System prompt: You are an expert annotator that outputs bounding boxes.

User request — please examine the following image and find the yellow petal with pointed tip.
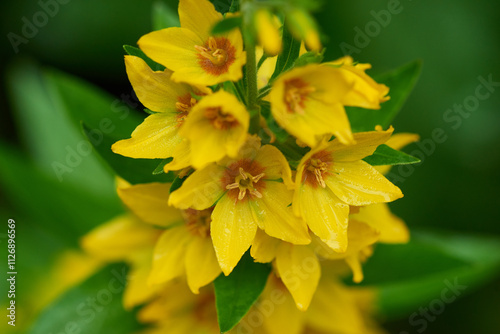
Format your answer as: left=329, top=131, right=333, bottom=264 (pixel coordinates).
left=252, top=182, right=310, bottom=245
left=255, top=9, right=282, bottom=56
left=125, top=55, right=190, bottom=112
left=163, top=138, right=192, bottom=172
left=112, top=112, right=182, bottom=159
left=149, top=226, right=192, bottom=285
left=276, top=244, right=320, bottom=311
left=327, top=56, right=390, bottom=109
left=168, top=163, right=226, bottom=210
left=117, top=182, right=184, bottom=227
left=179, top=91, right=249, bottom=169
left=329, top=127, right=394, bottom=162
left=293, top=182, right=349, bottom=252
left=251, top=229, right=280, bottom=263
left=185, top=237, right=222, bottom=293
left=326, top=160, right=403, bottom=206
left=254, top=144, right=294, bottom=188
left=81, top=215, right=157, bottom=261
left=211, top=195, right=258, bottom=275
left=178, top=0, right=222, bottom=42
left=352, top=203, right=409, bottom=243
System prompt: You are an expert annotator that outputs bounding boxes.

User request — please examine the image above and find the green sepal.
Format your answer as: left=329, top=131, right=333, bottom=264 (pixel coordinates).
left=123, top=45, right=165, bottom=71
left=363, top=144, right=420, bottom=166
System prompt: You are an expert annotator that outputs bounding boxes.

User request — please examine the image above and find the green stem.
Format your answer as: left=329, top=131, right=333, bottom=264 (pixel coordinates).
left=241, top=0, right=260, bottom=133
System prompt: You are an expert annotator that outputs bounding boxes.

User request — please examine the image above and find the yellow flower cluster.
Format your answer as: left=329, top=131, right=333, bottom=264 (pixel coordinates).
left=81, top=0, right=419, bottom=332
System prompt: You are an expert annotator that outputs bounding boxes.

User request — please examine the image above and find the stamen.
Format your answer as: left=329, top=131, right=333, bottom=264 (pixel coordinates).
left=307, top=158, right=329, bottom=188
left=225, top=167, right=266, bottom=201
left=195, top=37, right=228, bottom=66
left=284, top=79, right=316, bottom=114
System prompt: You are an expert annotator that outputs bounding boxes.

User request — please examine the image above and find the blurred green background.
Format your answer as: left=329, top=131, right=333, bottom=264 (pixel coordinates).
left=0, top=0, right=499, bottom=333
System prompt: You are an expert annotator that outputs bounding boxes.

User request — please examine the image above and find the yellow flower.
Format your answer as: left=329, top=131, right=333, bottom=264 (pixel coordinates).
left=285, top=9, right=322, bottom=52
left=232, top=274, right=385, bottom=334
left=269, top=57, right=390, bottom=147
left=80, top=214, right=163, bottom=309
left=255, top=9, right=282, bottom=56
left=269, top=64, right=356, bottom=147
left=258, top=232, right=321, bottom=311
left=293, top=128, right=403, bottom=253
left=169, top=137, right=311, bottom=275
left=328, top=56, right=390, bottom=109
left=312, top=220, right=380, bottom=283
left=178, top=90, right=249, bottom=169
left=138, top=0, right=246, bottom=86
left=117, top=181, right=222, bottom=294
left=112, top=55, right=209, bottom=171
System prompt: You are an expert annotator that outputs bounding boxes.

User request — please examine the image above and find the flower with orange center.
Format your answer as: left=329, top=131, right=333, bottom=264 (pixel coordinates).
left=168, top=137, right=311, bottom=275
left=178, top=90, right=249, bottom=169
left=293, top=128, right=403, bottom=253
left=138, top=0, right=246, bottom=86
left=115, top=181, right=222, bottom=294
left=270, top=60, right=390, bottom=147
left=112, top=55, right=209, bottom=172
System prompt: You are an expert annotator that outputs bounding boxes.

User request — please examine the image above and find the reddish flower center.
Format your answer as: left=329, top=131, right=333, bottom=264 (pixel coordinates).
left=176, top=94, right=198, bottom=127
left=222, top=159, right=266, bottom=201
left=284, top=78, right=315, bottom=114
left=204, top=107, right=239, bottom=130
left=195, top=37, right=236, bottom=76
left=303, top=150, right=333, bottom=188
left=182, top=208, right=213, bottom=238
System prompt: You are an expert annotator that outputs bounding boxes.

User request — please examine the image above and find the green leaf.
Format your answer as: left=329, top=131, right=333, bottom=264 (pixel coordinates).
left=152, top=1, right=180, bottom=31
left=229, top=0, right=240, bottom=13
left=123, top=45, right=165, bottom=71
left=6, top=60, right=119, bottom=199
left=169, top=170, right=193, bottom=193
left=212, top=16, right=242, bottom=35
left=359, top=230, right=500, bottom=320
left=269, top=22, right=301, bottom=82
left=0, top=142, right=122, bottom=244
left=294, top=49, right=325, bottom=67
left=82, top=123, right=175, bottom=184
left=214, top=252, right=272, bottom=332
left=363, top=144, right=420, bottom=166
left=29, top=264, right=144, bottom=334
left=346, top=60, right=422, bottom=132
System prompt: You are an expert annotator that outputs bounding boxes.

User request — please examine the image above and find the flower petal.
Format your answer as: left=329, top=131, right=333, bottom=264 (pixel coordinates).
left=168, top=163, right=226, bottom=210
left=185, top=236, right=222, bottom=293
left=276, top=244, right=320, bottom=311
left=81, top=214, right=158, bottom=261
left=254, top=144, right=294, bottom=188
left=329, top=127, right=393, bottom=162
left=124, top=251, right=162, bottom=310
left=306, top=278, right=369, bottom=334
left=139, top=27, right=203, bottom=72
left=251, top=229, right=280, bottom=263
left=112, top=113, right=182, bottom=159
left=180, top=91, right=249, bottom=169
left=178, top=0, right=222, bottom=41
left=293, top=182, right=349, bottom=252
left=351, top=203, right=409, bottom=244
left=125, top=55, right=190, bottom=112
left=211, top=194, right=258, bottom=275
left=252, top=182, right=311, bottom=245
left=326, top=160, right=403, bottom=206
left=149, top=226, right=192, bottom=285
left=117, top=182, right=184, bottom=227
